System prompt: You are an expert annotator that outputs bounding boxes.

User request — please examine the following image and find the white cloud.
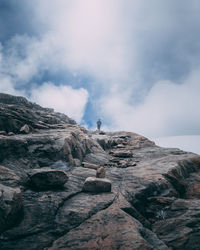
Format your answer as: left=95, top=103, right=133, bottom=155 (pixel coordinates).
left=32, top=0, right=135, bottom=87
left=101, top=70, right=200, bottom=137
left=30, top=82, right=88, bottom=123
left=0, top=76, right=18, bottom=95
left=154, top=135, right=200, bottom=155
left=1, top=34, right=58, bottom=85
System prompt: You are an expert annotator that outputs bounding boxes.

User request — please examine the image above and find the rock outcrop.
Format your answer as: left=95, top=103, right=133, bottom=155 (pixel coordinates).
left=0, top=93, right=75, bottom=134
left=0, top=93, right=200, bottom=249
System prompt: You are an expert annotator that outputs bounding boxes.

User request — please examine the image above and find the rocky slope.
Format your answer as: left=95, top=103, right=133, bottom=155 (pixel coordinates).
left=0, top=93, right=200, bottom=250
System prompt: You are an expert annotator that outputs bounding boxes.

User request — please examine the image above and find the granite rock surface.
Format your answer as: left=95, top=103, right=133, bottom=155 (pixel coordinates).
left=0, top=93, right=200, bottom=249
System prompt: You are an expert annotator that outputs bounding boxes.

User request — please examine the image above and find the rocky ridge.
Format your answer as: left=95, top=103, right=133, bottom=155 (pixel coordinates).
left=0, top=93, right=200, bottom=249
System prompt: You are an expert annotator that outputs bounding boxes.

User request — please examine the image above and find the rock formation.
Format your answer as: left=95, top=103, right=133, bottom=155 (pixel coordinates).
left=0, top=93, right=200, bottom=249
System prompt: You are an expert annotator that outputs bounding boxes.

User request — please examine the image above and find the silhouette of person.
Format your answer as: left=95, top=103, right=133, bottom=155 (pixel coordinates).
left=97, top=118, right=102, bottom=131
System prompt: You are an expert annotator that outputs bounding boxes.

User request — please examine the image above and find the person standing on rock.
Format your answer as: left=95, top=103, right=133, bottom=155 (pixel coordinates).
left=97, top=118, right=102, bottom=132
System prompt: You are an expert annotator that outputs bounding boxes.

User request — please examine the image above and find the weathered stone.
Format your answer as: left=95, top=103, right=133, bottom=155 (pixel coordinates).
left=0, top=165, right=20, bottom=187
left=49, top=205, right=168, bottom=250
left=83, top=177, right=112, bottom=192
left=0, top=93, right=75, bottom=134
left=1, top=93, right=200, bottom=250
left=110, top=149, right=133, bottom=158
left=152, top=199, right=200, bottom=249
left=28, top=168, right=69, bottom=190
left=20, top=124, right=30, bottom=134
left=0, top=184, right=22, bottom=233
left=83, top=152, right=109, bottom=165
left=96, top=166, right=106, bottom=178
left=82, top=161, right=99, bottom=170
left=8, top=132, right=15, bottom=136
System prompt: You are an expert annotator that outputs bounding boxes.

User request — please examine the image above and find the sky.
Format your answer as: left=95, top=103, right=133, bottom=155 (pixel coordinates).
left=0, top=0, right=200, bottom=140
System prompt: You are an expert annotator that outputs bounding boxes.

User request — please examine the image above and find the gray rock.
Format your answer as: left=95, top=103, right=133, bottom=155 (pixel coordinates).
left=110, top=149, right=133, bottom=158
left=82, top=161, right=99, bottom=170
left=28, top=168, right=69, bottom=190
left=83, top=177, right=112, bottom=192
left=0, top=131, right=6, bottom=135
left=20, top=124, right=30, bottom=134
left=0, top=165, right=20, bottom=187
left=8, top=132, right=15, bottom=136
left=83, top=152, right=109, bottom=165
left=96, top=166, right=106, bottom=178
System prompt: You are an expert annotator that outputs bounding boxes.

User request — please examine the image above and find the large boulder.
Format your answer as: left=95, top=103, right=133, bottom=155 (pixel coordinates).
left=28, top=168, right=69, bottom=190
left=83, top=177, right=112, bottom=193
left=82, top=161, right=99, bottom=170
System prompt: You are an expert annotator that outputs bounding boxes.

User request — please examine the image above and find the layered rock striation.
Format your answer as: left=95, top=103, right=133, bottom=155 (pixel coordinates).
left=0, top=93, right=75, bottom=134
left=0, top=93, right=200, bottom=249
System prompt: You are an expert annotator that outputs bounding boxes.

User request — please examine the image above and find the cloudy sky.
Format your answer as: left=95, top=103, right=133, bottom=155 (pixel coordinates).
left=1, top=0, right=200, bottom=140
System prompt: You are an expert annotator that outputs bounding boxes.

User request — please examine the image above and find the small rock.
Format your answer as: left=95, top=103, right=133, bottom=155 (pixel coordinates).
left=99, top=131, right=106, bottom=135
left=34, top=123, right=49, bottom=129
left=96, top=167, right=105, bottom=178
left=28, top=168, right=69, bottom=190
left=82, top=162, right=99, bottom=170
left=74, top=158, right=81, bottom=167
left=20, top=124, right=30, bottom=134
left=109, top=150, right=133, bottom=158
left=83, top=177, right=111, bottom=193
left=0, top=131, right=6, bottom=135
left=8, top=132, right=15, bottom=136
left=0, top=165, right=20, bottom=187
left=115, top=144, right=125, bottom=148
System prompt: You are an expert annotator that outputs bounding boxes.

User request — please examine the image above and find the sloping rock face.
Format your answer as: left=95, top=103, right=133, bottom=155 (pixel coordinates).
left=0, top=93, right=200, bottom=249
left=0, top=93, right=75, bottom=133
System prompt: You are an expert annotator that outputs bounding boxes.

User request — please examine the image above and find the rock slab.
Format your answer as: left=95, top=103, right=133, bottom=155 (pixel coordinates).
left=28, top=168, right=69, bottom=190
